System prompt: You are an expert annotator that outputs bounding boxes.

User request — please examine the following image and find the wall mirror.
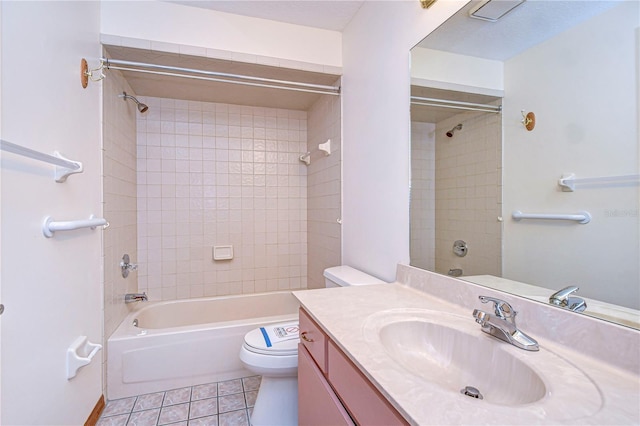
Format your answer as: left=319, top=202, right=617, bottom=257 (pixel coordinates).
left=409, top=0, right=639, bottom=329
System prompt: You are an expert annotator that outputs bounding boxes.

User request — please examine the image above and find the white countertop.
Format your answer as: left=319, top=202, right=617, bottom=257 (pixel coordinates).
left=293, top=282, right=640, bottom=425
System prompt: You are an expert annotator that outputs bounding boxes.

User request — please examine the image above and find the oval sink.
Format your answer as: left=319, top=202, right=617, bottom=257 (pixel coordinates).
left=363, top=309, right=602, bottom=420
left=379, top=319, right=546, bottom=405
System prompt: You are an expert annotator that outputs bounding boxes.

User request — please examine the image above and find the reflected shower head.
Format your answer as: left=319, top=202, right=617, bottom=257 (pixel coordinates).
left=446, top=123, right=463, bottom=137
left=119, top=91, right=148, bottom=113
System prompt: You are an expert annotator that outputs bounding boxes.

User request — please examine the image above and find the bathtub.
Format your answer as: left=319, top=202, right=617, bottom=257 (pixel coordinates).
left=107, top=291, right=301, bottom=399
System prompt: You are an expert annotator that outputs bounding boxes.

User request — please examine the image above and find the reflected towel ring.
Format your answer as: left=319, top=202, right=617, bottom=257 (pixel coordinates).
left=521, top=110, right=535, bottom=131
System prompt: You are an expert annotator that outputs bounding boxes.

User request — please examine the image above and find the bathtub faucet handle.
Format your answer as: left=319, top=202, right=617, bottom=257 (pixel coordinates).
left=121, top=254, right=138, bottom=278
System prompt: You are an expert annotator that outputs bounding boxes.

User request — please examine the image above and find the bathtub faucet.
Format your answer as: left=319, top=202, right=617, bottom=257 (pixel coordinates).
left=125, top=292, right=148, bottom=303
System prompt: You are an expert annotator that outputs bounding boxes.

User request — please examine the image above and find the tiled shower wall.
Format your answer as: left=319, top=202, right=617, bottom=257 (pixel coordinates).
left=136, top=98, right=308, bottom=300
left=306, top=90, right=342, bottom=289
left=102, top=67, right=138, bottom=392
left=434, top=109, right=502, bottom=276
left=103, top=70, right=138, bottom=337
left=410, top=122, right=435, bottom=271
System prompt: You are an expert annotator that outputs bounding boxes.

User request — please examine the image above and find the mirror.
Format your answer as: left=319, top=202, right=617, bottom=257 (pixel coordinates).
left=410, top=1, right=639, bottom=329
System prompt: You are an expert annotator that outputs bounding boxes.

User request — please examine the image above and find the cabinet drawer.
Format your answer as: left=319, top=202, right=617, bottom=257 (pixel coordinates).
left=327, top=340, right=408, bottom=426
left=298, top=344, right=355, bottom=426
left=299, top=307, right=328, bottom=374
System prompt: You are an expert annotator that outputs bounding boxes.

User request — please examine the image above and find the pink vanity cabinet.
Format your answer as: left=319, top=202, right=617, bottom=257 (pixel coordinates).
left=298, top=308, right=408, bottom=426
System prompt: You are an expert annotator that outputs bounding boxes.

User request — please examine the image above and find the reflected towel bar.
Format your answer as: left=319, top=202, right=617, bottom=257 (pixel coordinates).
left=43, top=215, right=109, bottom=238
left=558, top=173, right=640, bottom=192
left=0, top=139, right=83, bottom=182
left=512, top=210, right=591, bottom=224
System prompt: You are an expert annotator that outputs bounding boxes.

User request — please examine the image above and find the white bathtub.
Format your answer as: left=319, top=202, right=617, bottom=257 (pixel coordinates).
left=107, top=291, right=301, bottom=399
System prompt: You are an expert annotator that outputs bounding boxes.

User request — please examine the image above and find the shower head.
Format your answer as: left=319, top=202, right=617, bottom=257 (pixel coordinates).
left=446, top=123, right=463, bottom=137
left=119, top=91, right=149, bottom=113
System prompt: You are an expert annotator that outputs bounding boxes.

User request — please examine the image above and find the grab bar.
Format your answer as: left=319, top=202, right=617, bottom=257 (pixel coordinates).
left=512, top=210, right=591, bottom=224
left=43, top=215, right=109, bottom=238
left=558, top=173, right=640, bottom=192
left=0, top=139, right=83, bottom=182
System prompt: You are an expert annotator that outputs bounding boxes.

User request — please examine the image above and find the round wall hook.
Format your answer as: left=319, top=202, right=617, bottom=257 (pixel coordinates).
left=521, top=110, right=536, bottom=131
left=80, top=58, right=89, bottom=88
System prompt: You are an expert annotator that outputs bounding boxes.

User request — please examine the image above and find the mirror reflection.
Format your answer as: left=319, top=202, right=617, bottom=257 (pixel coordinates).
left=410, top=0, right=639, bottom=328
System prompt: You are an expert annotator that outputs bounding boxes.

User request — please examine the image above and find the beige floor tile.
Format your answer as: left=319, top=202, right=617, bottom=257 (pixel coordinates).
left=218, top=393, right=246, bottom=413
left=158, top=402, right=189, bottom=425
left=218, top=409, right=249, bottom=426
left=192, top=382, right=218, bottom=400
left=218, top=379, right=243, bottom=396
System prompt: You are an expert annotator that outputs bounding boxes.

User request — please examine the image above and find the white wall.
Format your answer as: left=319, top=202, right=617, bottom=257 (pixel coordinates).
left=341, top=0, right=465, bottom=281
left=1, top=2, right=103, bottom=424
left=502, top=2, right=639, bottom=308
left=100, top=1, right=342, bottom=68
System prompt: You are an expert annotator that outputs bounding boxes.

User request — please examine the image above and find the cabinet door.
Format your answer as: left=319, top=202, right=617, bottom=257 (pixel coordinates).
left=328, top=341, right=408, bottom=426
left=299, top=308, right=328, bottom=373
left=298, top=344, right=354, bottom=426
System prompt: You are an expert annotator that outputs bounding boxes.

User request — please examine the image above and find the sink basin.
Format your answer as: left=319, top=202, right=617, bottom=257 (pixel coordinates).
left=363, top=309, right=602, bottom=420
left=378, top=320, right=545, bottom=405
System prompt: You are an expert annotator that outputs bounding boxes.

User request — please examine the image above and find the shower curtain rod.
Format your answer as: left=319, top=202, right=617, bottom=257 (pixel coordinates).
left=411, top=96, right=502, bottom=114
left=102, top=58, right=341, bottom=96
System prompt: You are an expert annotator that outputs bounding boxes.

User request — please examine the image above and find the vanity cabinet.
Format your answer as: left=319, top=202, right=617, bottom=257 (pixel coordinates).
left=298, top=308, right=408, bottom=426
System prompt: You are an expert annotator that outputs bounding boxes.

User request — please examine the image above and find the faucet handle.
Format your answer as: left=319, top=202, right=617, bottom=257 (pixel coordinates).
left=549, top=286, right=579, bottom=304
left=472, top=309, right=489, bottom=325
left=478, top=296, right=517, bottom=320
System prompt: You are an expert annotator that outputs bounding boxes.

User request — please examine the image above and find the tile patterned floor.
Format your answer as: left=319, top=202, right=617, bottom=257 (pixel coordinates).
left=97, top=376, right=260, bottom=426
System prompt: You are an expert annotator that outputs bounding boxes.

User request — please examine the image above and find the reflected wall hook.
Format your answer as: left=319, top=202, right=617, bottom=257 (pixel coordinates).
left=521, top=110, right=535, bottom=131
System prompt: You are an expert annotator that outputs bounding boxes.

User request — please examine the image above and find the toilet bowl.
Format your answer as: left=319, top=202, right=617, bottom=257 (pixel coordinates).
left=240, top=266, right=386, bottom=426
left=240, top=322, right=300, bottom=426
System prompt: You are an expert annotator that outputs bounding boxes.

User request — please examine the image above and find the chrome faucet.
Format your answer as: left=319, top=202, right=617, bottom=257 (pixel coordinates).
left=125, top=292, right=148, bottom=303
left=549, top=286, right=587, bottom=312
left=472, top=296, right=539, bottom=351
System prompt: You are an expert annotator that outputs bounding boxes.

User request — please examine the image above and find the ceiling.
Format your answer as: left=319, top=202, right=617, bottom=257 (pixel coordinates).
left=416, top=0, right=621, bottom=61
left=166, top=0, right=365, bottom=31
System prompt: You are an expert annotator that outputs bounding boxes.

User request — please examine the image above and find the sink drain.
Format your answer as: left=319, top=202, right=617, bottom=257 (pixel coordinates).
left=460, top=386, right=483, bottom=400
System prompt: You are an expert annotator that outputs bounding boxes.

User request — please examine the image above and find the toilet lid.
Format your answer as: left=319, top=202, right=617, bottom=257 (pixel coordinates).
left=244, top=322, right=299, bottom=356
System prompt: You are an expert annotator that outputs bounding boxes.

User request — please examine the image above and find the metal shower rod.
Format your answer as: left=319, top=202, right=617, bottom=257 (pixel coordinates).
left=411, top=96, right=502, bottom=114
left=102, top=58, right=341, bottom=96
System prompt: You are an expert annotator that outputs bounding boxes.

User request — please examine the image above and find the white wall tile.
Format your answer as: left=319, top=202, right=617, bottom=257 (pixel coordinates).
left=137, top=97, right=309, bottom=299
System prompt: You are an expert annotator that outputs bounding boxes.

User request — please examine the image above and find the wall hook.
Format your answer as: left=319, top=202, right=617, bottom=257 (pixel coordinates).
left=81, top=58, right=105, bottom=88
left=299, top=152, right=311, bottom=165
left=521, top=110, right=535, bottom=131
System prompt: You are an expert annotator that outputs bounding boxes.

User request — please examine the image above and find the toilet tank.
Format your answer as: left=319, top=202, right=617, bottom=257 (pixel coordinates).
left=323, top=266, right=386, bottom=288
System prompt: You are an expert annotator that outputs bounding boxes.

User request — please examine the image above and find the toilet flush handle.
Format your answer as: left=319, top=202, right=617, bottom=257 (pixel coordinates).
left=300, top=332, right=314, bottom=343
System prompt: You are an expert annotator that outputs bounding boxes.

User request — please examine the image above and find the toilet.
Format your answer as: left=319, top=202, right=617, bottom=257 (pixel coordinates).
left=239, top=265, right=385, bottom=426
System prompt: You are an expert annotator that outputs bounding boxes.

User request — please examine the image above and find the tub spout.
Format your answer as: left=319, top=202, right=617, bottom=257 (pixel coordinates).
left=125, top=292, right=147, bottom=303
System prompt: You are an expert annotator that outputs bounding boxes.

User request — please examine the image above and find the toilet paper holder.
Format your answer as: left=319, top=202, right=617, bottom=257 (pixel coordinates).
left=66, top=335, right=102, bottom=380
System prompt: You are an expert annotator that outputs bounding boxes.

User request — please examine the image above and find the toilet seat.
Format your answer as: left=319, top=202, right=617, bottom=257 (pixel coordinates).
left=243, top=322, right=299, bottom=356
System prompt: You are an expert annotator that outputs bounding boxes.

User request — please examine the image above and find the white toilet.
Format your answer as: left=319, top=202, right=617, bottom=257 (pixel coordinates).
left=239, top=265, right=385, bottom=426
